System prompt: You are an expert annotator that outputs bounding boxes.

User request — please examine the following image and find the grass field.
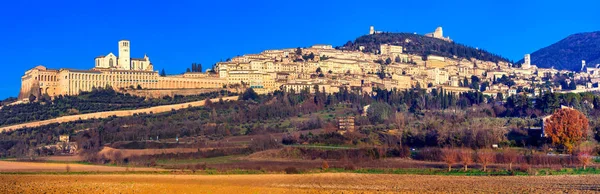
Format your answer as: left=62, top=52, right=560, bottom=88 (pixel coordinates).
left=2, top=173, right=600, bottom=193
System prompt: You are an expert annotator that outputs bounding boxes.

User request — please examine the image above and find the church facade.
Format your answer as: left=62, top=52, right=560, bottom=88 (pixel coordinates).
left=19, top=40, right=226, bottom=101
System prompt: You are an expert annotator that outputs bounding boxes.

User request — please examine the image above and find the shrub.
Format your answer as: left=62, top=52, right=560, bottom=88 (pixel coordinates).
left=249, top=135, right=283, bottom=152
left=149, top=159, right=157, bottom=167
left=195, top=163, right=207, bottom=171
left=344, top=163, right=357, bottom=171
left=322, top=160, right=329, bottom=170
left=284, top=167, right=299, bottom=174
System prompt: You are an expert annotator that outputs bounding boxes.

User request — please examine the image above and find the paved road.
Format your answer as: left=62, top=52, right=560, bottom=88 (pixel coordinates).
left=0, top=96, right=238, bottom=132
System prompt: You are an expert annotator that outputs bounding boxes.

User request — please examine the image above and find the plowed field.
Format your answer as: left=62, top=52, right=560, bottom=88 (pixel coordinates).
left=2, top=173, right=599, bottom=193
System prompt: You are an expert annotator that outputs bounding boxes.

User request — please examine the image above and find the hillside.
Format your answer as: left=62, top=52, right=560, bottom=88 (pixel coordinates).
left=517, top=31, right=600, bottom=71
left=341, top=33, right=510, bottom=63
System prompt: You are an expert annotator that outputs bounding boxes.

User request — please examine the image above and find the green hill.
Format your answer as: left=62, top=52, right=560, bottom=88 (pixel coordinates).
left=516, top=31, right=600, bottom=71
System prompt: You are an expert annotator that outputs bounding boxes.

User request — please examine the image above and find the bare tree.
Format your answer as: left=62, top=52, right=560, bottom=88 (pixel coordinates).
left=476, top=149, right=495, bottom=172
left=441, top=148, right=458, bottom=171
left=459, top=148, right=473, bottom=171
left=576, top=142, right=596, bottom=170
left=503, top=149, right=519, bottom=171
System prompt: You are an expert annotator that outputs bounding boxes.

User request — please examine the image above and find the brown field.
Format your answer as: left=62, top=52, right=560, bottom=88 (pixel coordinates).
left=1, top=173, right=600, bottom=193
left=0, top=161, right=163, bottom=172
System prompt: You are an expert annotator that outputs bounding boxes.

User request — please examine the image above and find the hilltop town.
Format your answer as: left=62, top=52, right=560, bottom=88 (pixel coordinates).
left=5, top=25, right=600, bottom=193
left=17, top=26, right=600, bottom=104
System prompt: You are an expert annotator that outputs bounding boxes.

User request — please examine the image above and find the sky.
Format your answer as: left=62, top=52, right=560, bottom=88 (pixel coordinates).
left=1, top=0, right=599, bottom=99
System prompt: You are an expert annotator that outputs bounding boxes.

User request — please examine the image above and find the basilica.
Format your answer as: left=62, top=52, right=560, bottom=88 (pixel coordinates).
left=19, top=40, right=225, bottom=101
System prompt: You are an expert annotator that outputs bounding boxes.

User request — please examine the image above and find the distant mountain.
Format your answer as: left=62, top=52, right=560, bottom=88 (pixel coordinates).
left=517, top=31, right=600, bottom=71
left=341, top=33, right=511, bottom=63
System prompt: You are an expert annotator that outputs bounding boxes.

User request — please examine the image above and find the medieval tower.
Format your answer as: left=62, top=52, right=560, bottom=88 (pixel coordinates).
left=118, top=40, right=131, bottom=70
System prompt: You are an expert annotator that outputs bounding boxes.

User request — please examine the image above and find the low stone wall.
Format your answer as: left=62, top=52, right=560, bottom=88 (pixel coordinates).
left=0, top=96, right=239, bottom=133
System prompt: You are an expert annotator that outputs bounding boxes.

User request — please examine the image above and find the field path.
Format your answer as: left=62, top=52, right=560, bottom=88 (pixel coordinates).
left=1, top=173, right=600, bottom=193
left=0, top=96, right=238, bottom=132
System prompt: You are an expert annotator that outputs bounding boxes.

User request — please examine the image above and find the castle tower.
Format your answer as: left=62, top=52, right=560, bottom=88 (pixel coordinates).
left=582, top=60, right=586, bottom=72
left=118, top=40, right=131, bottom=70
left=433, top=27, right=443, bottom=38
left=369, top=26, right=375, bottom=35
left=523, top=54, right=531, bottom=69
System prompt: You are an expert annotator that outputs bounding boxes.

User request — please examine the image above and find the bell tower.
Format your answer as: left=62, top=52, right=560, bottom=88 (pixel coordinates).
left=118, top=40, right=131, bottom=70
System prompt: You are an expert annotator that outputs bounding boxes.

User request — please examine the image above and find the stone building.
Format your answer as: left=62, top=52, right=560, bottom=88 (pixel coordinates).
left=380, top=44, right=403, bottom=56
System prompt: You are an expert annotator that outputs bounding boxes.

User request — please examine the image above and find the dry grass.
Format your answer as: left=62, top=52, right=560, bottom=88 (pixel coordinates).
left=1, top=173, right=600, bottom=193
left=0, top=161, right=163, bottom=172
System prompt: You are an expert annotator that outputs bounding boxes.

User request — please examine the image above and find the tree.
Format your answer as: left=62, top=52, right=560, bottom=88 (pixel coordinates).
left=186, top=68, right=191, bottom=73
left=367, top=102, right=394, bottom=124
left=459, top=148, right=473, bottom=171
left=28, top=94, right=36, bottom=102
left=503, top=149, right=518, bottom=171
left=240, top=88, right=259, bottom=101
left=544, top=108, right=590, bottom=153
left=480, top=81, right=489, bottom=92
left=295, top=47, right=302, bottom=56
left=395, top=56, right=401, bottom=63
left=576, top=142, right=595, bottom=170
left=441, top=148, right=458, bottom=171
left=316, top=67, right=322, bottom=73
left=569, top=81, right=577, bottom=90
left=197, top=63, right=202, bottom=72
left=462, top=78, right=469, bottom=87
left=160, top=69, right=167, bottom=77
left=476, top=149, right=495, bottom=171
left=385, top=57, right=392, bottom=65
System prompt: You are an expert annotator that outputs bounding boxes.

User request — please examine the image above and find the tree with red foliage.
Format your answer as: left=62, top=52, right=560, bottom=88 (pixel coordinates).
left=441, top=148, right=458, bottom=172
left=544, top=108, right=589, bottom=153
left=459, top=148, right=473, bottom=171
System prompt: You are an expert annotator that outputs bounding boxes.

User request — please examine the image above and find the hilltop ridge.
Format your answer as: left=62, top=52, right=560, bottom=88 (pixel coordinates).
left=341, top=32, right=511, bottom=63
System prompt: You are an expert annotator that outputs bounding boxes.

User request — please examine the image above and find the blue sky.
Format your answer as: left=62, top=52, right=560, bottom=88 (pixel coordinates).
left=1, top=0, right=599, bottom=99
